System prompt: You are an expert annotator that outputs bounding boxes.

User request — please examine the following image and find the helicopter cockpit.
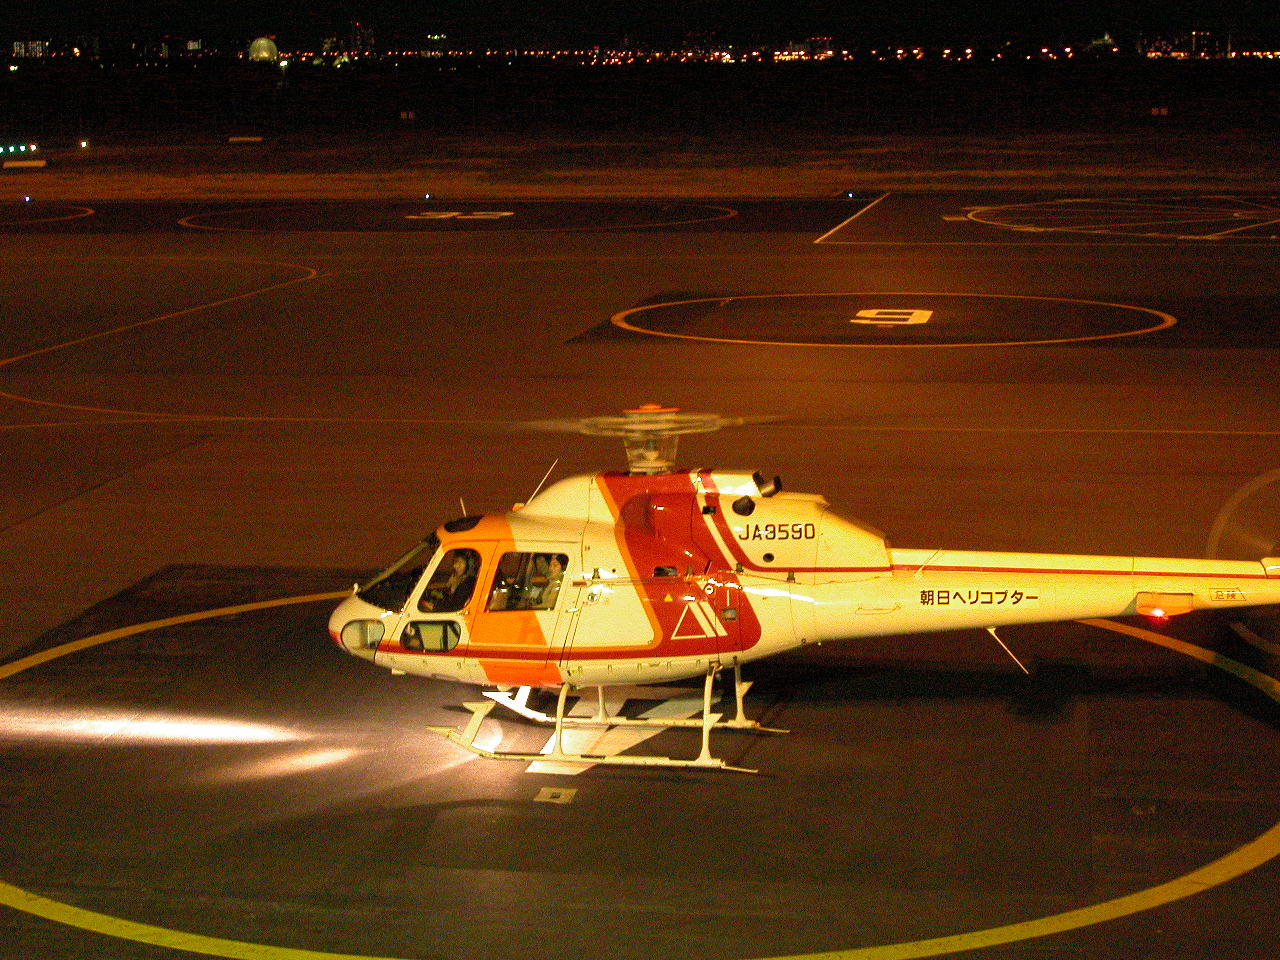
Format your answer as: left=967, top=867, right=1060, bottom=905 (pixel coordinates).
left=418, top=548, right=480, bottom=613
left=334, top=526, right=486, bottom=666
left=353, top=533, right=440, bottom=613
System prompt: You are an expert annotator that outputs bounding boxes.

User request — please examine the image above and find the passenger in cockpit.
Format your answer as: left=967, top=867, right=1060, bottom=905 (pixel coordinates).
left=540, top=555, right=565, bottom=609
left=524, top=554, right=550, bottom=604
left=520, top=553, right=564, bottom=609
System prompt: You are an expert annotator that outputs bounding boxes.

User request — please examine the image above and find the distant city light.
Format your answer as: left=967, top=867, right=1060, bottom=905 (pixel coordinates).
left=0, top=25, right=1276, bottom=67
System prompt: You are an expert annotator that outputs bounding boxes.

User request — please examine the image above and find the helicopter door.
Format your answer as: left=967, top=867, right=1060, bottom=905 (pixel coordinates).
left=471, top=548, right=578, bottom=666
left=376, top=545, right=485, bottom=681
left=709, top=578, right=740, bottom=655
left=550, top=577, right=584, bottom=667
left=662, top=573, right=738, bottom=658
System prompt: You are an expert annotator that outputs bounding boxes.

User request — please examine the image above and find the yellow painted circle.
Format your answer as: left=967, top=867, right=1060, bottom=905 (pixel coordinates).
left=178, top=203, right=739, bottom=233
left=611, top=292, right=1177, bottom=348
left=0, top=203, right=94, bottom=227
left=1, top=609, right=1278, bottom=959
left=965, top=197, right=1280, bottom=242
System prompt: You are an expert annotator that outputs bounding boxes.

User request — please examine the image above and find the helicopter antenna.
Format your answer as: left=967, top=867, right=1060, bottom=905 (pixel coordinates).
left=986, top=627, right=1031, bottom=675
left=526, top=404, right=775, bottom=474
left=527, top=458, right=560, bottom=502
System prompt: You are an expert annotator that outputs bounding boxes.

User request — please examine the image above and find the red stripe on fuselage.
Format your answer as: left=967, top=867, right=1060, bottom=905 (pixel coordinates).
left=598, top=472, right=762, bottom=655
left=891, top=563, right=1269, bottom=579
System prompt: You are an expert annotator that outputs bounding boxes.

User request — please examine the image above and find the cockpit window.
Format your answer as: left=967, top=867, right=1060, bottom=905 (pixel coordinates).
left=356, top=534, right=440, bottom=612
left=418, top=549, right=480, bottom=613
left=487, top=552, right=569, bottom=611
left=402, top=620, right=462, bottom=652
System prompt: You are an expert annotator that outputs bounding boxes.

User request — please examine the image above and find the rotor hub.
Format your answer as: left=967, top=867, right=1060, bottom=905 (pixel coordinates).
left=528, top=404, right=755, bottom=474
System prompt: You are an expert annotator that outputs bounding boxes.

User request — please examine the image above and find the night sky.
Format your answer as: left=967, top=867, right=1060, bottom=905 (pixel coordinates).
left=2, top=0, right=1277, bottom=48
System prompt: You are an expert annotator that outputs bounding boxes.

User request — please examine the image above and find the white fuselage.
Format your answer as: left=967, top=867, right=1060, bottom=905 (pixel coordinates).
left=331, top=469, right=1280, bottom=689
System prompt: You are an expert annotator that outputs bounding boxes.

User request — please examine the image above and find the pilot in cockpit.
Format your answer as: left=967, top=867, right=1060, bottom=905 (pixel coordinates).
left=419, top=550, right=478, bottom=613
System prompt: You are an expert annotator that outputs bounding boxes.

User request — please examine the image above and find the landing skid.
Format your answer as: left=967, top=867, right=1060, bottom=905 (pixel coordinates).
left=428, top=664, right=785, bottom=773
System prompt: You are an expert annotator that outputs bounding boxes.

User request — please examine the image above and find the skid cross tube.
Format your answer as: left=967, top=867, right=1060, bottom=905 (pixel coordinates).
left=432, top=665, right=783, bottom=771
left=483, top=664, right=788, bottom=733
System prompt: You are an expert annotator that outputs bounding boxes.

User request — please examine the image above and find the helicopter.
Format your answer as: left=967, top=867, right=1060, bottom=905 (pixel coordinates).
left=329, top=405, right=1280, bottom=772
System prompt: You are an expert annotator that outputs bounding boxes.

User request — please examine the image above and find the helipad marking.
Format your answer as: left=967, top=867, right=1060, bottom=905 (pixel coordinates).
left=611, top=291, right=1177, bottom=348
left=0, top=592, right=347, bottom=682
left=814, top=192, right=890, bottom=244
left=0, top=880, right=402, bottom=960
left=964, top=197, right=1280, bottom=242
left=404, top=211, right=514, bottom=220
left=178, top=205, right=325, bottom=232
left=761, top=617, right=1280, bottom=960
left=0, top=256, right=320, bottom=420
left=180, top=203, right=739, bottom=233
left=2, top=609, right=1279, bottom=959
left=0, top=203, right=94, bottom=226
left=1205, top=468, right=1280, bottom=560
left=535, top=787, right=577, bottom=804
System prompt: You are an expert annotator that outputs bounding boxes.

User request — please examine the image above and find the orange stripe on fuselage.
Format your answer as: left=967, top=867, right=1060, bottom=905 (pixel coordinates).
left=438, top=514, right=553, bottom=654
left=478, top=659, right=563, bottom=687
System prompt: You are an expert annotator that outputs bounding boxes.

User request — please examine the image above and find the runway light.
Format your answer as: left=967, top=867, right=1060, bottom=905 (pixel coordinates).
left=424, top=193, right=433, bottom=199
left=23, top=196, right=32, bottom=203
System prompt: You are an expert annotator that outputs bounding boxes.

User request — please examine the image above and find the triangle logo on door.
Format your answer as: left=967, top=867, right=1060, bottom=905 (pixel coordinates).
left=671, top=600, right=728, bottom=639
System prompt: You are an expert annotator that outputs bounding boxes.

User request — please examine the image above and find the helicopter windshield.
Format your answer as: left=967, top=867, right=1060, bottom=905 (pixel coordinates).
left=356, top=534, right=440, bottom=612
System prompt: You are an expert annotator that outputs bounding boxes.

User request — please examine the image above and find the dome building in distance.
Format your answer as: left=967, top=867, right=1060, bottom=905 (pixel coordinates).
left=247, top=37, right=279, bottom=62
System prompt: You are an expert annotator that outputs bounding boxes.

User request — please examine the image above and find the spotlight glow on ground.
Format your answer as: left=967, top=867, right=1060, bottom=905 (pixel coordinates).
left=0, top=704, right=300, bottom=744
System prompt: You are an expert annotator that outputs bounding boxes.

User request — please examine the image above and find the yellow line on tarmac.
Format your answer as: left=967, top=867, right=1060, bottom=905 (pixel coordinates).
left=610, top=291, right=1176, bottom=349
left=0, top=591, right=400, bottom=960
left=0, top=592, right=349, bottom=682
left=0, top=261, right=319, bottom=374
left=0, top=880, right=404, bottom=960
left=755, top=618, right=1280, bottom=960
left=1231, top=620, right=1280, bottom=660
left=2, top=610, right=1280, bottom=959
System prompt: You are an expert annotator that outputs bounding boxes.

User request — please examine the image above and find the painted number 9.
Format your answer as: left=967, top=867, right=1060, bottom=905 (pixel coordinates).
left=405, top=211, right=515, bottom=220
left=851, top=309, right=933, bottom=326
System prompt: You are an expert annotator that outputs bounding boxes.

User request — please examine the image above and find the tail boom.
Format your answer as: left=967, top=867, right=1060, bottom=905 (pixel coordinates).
left=798, top=551, right=1280, bottom=644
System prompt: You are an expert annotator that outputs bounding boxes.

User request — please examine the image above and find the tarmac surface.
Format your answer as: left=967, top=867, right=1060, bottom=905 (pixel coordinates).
left=7, top=129, right=1280, bottom=200
left=1, top=188, right=1280, bottom=960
